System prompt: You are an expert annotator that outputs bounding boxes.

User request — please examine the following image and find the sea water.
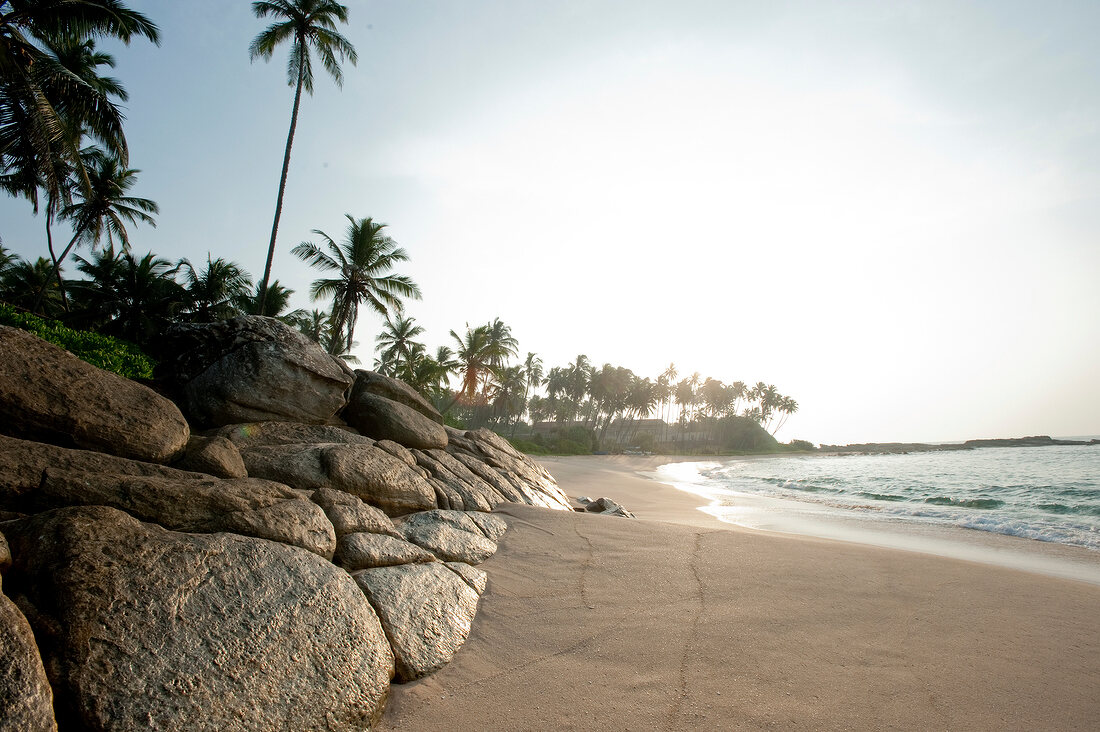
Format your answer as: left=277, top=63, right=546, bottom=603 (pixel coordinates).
left=655, top=445, right=1100, bottom=552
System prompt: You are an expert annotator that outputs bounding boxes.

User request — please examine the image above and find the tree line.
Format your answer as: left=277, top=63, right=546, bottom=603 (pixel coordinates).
left=1, top=2, right=804, bottom=453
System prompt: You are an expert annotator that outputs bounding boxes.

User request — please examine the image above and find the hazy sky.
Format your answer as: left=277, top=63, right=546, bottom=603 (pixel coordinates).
left=3, top=0, right=1098, bottom=444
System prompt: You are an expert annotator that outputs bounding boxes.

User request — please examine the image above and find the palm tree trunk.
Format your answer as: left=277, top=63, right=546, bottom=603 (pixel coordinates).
left=43, top=201, right=70, bottom=311
left=258, top=43, right=306, bottom=314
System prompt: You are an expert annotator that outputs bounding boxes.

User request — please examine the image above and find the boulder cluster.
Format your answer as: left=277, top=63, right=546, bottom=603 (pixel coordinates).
left=0, top=316, right=571, bottom=731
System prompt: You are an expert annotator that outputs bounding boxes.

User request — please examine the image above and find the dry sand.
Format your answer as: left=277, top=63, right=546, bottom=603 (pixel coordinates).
left=378, top=455, right=1100, bottom=731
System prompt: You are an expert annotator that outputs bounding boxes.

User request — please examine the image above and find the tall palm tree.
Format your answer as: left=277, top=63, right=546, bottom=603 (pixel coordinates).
left=521, top=351, right=543, bottom=416
left=249, top=0, right=357, bottom=313
left=446, top=323, right=492, bottom=411
left=0, top=1, right=158, bottom=205
left=292, top=214, right=420, bottom=358
left=178, top=255, right=253, bottom=322
left=374, top=312, right=425, bottom=376
left=484, top=317, right=518, bottom=369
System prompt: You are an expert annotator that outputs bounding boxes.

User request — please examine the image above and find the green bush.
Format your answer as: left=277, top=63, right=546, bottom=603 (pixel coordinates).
left=507, top=438, right=549, bottom=455
left=786, top=439, right=816, bottom=452
left=0, top=305, right=156, bottom=380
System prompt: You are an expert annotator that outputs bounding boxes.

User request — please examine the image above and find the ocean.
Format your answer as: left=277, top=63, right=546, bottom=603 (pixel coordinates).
left=655, top=444, right=1100, bottom=553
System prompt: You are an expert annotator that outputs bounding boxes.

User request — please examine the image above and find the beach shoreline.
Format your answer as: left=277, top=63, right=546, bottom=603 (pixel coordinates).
left=379, top=453, right=1100, bottom=731
left=543, top=453, right=1100, bottom=586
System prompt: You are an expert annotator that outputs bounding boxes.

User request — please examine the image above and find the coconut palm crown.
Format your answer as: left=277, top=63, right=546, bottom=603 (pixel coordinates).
left=292, top=214, right=420, bottom=358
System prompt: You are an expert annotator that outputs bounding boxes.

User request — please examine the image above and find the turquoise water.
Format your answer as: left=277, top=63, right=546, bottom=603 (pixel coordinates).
left=657, top=445, right=1100, bottom=551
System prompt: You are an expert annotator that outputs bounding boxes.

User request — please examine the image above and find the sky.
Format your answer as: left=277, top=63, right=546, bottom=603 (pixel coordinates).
left=2, top=0, right=1098, bottom=445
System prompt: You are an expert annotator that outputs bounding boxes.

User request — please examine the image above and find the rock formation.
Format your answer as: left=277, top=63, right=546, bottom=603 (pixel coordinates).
left=0, top=318, right=572, bottom=729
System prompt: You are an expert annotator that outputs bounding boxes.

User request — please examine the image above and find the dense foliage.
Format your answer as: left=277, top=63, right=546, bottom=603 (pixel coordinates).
left=0, top=304, right=155, bottom=379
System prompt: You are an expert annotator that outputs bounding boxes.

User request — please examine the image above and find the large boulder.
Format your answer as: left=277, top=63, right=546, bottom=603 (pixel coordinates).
left=207, top=421, right=373, bottom=449
left=4, top=506, right=394, bottom=731
left=0, top=586, right=56, bottom=732
left=411, top=450, right=494, bottom=512
left=353, top=562, right=479, bottom=682
left=240, top=442, right=437, bottom=516
left=311, top=487, right=401, bottom=538
left=348, top=370, right=444, bottom=424
left=396, top=510, right=499, bottom=564
left=29, top=470, right=336, bottom=558
left=335, top=532, right=436, bottom=571
left=0, top=325, right=189, bottom=463
left=161, top=316, right=354, bottom=428
left=171, top=435, right=247, bottom=479
left=0, top=434, right=206, bottom=508
left=342, top=392, right=448, bottom=450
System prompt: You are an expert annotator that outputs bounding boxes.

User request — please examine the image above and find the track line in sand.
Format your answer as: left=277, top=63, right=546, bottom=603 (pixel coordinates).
left=663, top=530, right=709, bottom=732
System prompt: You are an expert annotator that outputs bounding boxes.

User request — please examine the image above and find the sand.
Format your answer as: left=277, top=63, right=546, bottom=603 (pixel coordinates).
left=378, top=455, right=1100, bottom=731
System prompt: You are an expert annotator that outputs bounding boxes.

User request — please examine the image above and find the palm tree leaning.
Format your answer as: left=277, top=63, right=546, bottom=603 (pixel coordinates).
left=292, top=214, right=420, bottom=358
left=33, top=148, right=158, bottom=310
left=249, top=0, right=357, bottom=314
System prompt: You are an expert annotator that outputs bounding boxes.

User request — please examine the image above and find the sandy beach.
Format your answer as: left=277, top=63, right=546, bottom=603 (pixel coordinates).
left=379, top=455, right=1100, bottom=731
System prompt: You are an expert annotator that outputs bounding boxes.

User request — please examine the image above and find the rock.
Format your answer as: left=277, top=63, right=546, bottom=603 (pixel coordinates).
left=5, top=506, right=393, bottom=731
left=208, top=421, right=372, bottom=449
left=161, top=316, right=354, bottom=428
left=448, top=450, right=528, bottom=504
left=0, top=325, right=189, bottom=464
left=353, top=562, right=479, bottom=682
left=467, top=512, right=509, bottom=541
left=445, top=561, right=488, bottom=595
left=31, top=470, right=336, bottom=558
left=349, top=370, right=444, bottom=424
left=0, top=588, right=56, bottom=732
left=425, top=477, right=462, bottom=511
left=411, top=450, right=493, bottom=512
left=0, top=434, right=206, bottom=508
left=397, top=509, right=487, bottom=537
left=397, top=511, right=498, bottom=564
left=584, top=496, right=636, bottom=518
left=335, top=532, right=436, bottom=571
left=342, top=392, right=448, bottom=450
left=237, top=443, right=331, bottom=492
left=171, top=435, right=247, bottom=478
left=311, top=487, right=400, bottom=538
left=240, top=443, right=437, bottom=516
left=323, top=443, right=438, bottom=516
left=427, top=449, right=509, bottom=505
left=0, top=532, right=9, bottom=574
left=374, top=439, right=416, bottom=466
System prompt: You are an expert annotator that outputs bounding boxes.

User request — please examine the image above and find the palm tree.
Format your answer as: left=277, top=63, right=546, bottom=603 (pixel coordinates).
left=34, top=148, right=157, bottom=309
left=69, top=246, right=185, bottom=344
left=292, top=214, right=421, bottom=358
left=451, top=323, right=495, bottom=407
left=484, top=317, right=518, bottom=369
left=235, top=280, right=295, bottom=317
left=0, top=1, right=158, bottom=207
left=178, top=255, right=253, bottom=322
left=374, top=312, right=425, bottom=376
left=521, top=351, right=543, bottom=418
left=249, top=0, right=357, bottom=313
left=0, top=255, right=63, bottom=315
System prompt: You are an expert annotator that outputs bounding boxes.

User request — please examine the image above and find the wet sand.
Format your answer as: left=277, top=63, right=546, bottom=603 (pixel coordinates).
left=378, top=455, right=1100, bottom=731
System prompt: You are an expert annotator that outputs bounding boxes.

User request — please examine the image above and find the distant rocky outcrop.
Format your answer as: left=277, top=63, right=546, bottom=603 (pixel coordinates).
left=821, top=435, right=1100, bottom=455
left=0, top=319, right=572, bottom=729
